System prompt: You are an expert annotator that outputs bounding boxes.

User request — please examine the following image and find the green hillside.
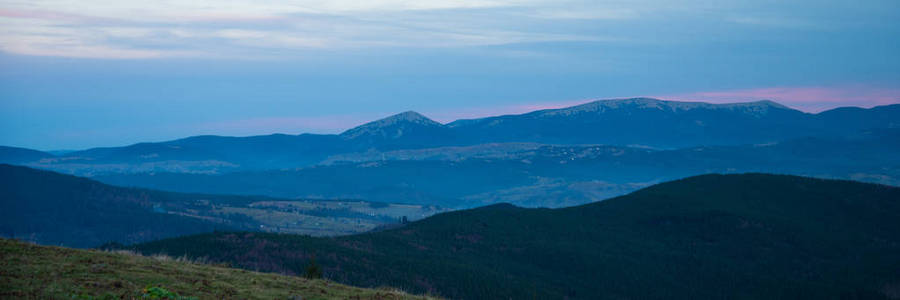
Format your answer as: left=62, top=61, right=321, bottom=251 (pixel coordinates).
left=129, top=174, right=900, bottom=299
left=0, top=164, right=443, bottom=248
left=0, top=238, right=432, bottom=299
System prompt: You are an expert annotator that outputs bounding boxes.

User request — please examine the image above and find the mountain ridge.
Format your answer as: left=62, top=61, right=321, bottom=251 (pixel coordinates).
left=339, top=111, right=451, bottom=150
left=0, top=146, right=56, bottom=164
left=525, top=98, right=794, bottom=117
left=341, top=111, right=443, bottom=137
left=126, top=173, right=900, bottom=299
left=445, top=98, right=800, bottom=127
left=2, top=98, right=898, bottom=174
left=16, top=98, right=894, bottom=151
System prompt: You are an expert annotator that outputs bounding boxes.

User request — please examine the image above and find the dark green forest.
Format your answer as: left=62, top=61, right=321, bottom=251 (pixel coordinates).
left=0, top=164, right=427, bottom=247
left=0, top=164, right=236, bottom=248
left=128, top=174, right=900, bottom=299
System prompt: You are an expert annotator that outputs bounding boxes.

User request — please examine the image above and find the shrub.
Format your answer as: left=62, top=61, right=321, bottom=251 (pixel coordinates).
left=141, top=285, right=197, bottom=300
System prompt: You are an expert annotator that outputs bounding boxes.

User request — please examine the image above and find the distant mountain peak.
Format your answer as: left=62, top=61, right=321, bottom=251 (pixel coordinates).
left=340, top=111, right=443, bottom=140
left=352, top=111, right=441, bottom=129
left=536, top=98, right=794, bottom=117
left=385, top=111, right=440, bottom=125
left=750, top=99, right=790, bottom=109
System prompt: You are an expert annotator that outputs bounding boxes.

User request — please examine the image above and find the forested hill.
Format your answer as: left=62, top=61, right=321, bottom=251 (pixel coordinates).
left=129, top=174, right=900, bottom=299
left=0, top=164, right=236, bottom=248
left=0, top=164, right=442, bottom=248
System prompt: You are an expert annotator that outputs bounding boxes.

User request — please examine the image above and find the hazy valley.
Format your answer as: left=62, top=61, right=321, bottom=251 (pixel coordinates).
left=4, top=99, right=899, bottom=210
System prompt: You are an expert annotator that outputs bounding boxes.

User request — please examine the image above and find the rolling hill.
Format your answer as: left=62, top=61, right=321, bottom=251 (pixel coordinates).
left=0, top=164, right=444, bottom=248
left=126, top=174, right=900, bottom=299
left=0, top=146, right=55, bottom=164
left=0, top=164, right=233, bottom=248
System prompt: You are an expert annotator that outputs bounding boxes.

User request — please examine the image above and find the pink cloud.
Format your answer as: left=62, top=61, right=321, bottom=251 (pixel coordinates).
left=658, top=85, right=900, bottom=112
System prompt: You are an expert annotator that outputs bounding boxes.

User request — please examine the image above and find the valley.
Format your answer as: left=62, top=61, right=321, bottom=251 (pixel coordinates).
left=90, top=131, right=900, bottom=208
left=0, top=165, right=444, bottom=248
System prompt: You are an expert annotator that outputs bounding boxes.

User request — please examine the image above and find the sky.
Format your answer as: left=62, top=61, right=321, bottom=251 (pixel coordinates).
left=0, top=0, right=899, bottom=150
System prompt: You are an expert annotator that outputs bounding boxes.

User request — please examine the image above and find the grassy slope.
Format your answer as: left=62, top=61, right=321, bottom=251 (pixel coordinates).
left=0, top=239, right=432, bottom=300
left=131, top=174, right=900, bottom=299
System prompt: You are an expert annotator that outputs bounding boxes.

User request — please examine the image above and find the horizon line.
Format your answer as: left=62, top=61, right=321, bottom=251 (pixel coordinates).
left=5, top=96, right=897, bottom=152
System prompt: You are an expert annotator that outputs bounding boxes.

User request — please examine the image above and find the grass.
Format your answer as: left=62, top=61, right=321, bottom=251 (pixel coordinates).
left=0, top=238, right=435, bottom=300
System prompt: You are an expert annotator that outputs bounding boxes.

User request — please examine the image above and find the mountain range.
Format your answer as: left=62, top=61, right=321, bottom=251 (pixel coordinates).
left=2, top=98, right=898, bottom=209
left=4, top=98, right=897, bottom=175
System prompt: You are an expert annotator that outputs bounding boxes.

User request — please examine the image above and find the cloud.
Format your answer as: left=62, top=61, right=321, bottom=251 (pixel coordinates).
left=0, top=0, right=895, bottom=60
left=726, top=16, right=820, bottom=29
left=0, top=0, right=647, bottom=59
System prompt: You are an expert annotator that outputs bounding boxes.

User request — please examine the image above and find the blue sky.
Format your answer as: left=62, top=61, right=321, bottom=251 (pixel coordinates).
left=1, top=0, right=899, bottom=150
